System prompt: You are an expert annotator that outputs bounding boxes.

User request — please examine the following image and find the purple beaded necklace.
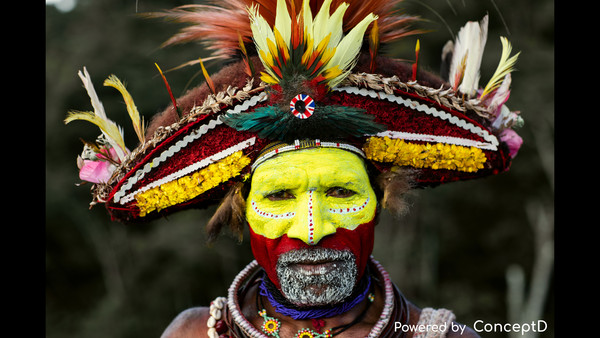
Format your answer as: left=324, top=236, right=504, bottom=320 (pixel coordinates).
left=258, top=274, right=372, bottom=320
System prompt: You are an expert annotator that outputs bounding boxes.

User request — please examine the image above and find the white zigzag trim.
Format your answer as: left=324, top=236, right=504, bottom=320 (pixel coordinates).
left=113, top=92, right=267, bottom=204
left=376, top=131, right=497, bottom=151
left=333, top=87, right=499, bottom=149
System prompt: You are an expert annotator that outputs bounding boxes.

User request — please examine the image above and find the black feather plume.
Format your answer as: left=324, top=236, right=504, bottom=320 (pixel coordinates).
left=222, top=104, right=386, bottom=143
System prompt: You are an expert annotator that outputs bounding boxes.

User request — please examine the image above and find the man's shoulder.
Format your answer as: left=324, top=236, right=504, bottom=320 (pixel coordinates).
left=160, top=307, right=211, bottom=338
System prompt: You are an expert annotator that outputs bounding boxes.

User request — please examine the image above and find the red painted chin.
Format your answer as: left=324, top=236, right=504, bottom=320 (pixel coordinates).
left=249, top=220, right=376, bottom=290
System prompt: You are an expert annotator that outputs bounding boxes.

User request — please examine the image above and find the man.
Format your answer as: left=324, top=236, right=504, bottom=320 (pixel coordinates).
left=160, top=146, right=481, bottom=337
left=66, top=0, right=522, bottom=336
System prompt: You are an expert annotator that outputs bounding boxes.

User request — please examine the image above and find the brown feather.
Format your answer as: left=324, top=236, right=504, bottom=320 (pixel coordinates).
left=206, top=182, right=248, bottom=243
left=144, top=0, right=421, bottom=60
left=376, top=167, right=415, bottom=218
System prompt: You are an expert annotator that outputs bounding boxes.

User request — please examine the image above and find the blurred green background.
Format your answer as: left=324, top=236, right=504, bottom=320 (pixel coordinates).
left=46, top=0, right=554, bottom=337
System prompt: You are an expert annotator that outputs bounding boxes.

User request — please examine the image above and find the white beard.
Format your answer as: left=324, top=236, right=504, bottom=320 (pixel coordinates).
left=276, top=248, right=357, bottom=307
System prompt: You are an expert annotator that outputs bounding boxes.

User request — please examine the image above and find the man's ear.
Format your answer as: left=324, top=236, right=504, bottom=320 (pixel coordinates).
left=206, top=182, right=247, bottom=243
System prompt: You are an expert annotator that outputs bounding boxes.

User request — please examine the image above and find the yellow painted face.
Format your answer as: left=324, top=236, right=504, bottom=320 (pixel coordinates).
left=247, top=148, right=377, bottom=245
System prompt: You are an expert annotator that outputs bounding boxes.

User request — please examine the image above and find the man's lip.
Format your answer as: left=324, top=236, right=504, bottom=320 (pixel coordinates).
left=287, top=260, right=341, bottom=276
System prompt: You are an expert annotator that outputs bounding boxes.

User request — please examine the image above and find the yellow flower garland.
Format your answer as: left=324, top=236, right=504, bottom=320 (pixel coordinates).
left=364, top=136, right=487, bottom=172
left=136, top=151, right=251, bottom=216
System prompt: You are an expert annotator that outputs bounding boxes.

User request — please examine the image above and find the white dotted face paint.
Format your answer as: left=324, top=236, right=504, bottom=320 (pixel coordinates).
left=251, top=201, right=296, bottom=219
left=328, top=197, right=370, bottom=214
left=246, top=148, right=377, bottom=245
left=307, top=190, right=315, bottom=244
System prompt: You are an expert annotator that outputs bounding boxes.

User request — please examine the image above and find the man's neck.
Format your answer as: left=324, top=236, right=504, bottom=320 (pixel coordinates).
left=244, top=276, right=385, bottom=337
left=230, top=258, right=414, bottom=337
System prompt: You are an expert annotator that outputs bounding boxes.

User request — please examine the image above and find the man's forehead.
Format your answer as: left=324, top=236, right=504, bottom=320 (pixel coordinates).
left=252, top=147, right=368, bottom=177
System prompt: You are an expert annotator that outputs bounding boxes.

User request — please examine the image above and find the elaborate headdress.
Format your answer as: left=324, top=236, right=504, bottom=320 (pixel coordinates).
left=66, top=0, right=522, bottom=224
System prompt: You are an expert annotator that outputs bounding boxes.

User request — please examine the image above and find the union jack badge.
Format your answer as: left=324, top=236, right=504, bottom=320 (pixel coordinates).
left=290, top=94, right=315, bottom=119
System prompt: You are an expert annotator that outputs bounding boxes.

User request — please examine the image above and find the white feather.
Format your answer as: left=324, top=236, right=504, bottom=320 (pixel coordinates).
left=327, top=13, right=378, bottom=87
left=449, top=15, right=488, bottom=97
left=69, top=68, right=128, bottom=161
left=248, top=4, right=275, bottom=60
left=311, top=0, right=334, bottom=45
left=78, top=67, right=106, bottom=120
left=274, top=0, right=291, bottom=48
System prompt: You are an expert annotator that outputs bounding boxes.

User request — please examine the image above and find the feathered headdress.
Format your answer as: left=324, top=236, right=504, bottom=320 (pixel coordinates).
left=66, top=0, right=522, bottom=223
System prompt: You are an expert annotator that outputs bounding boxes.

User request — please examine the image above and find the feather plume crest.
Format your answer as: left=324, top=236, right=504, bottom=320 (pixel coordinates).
left=65, top=68, right=128, bottom=162
left=327, top=10, right=378, bottom=87
left=449, top=15, right=488, bottom=97
left=249, top=0, right=378, bottom=88
left=222, top=102, right=385, bottom=142
left=146, top=0, right=420, bottom=64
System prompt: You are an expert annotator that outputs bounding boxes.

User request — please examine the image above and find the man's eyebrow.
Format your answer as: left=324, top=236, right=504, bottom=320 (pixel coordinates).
left=253, top=174, right=296, bottom=191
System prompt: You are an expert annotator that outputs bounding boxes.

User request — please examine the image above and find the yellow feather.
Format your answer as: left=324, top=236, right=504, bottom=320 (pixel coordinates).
left=274, top=28, right=290, bottom=62
left=260, top=71, right=279, bottom=84
left=266, top=38, right=280, bottom=64
left=323, top=2, right=348, bottom=49
left=314, top=33, right=332, bottom=55
left=311, top=0, right=333, bottom=44
left=327, top=70, right=351, bottom=88
left=327, top=13, right=378, bottom=83
left=247, top=0, right=376, bottom=89
left=259, top=50, right=279, bottom=81
left=301, top=34, right=315, bottom=65
left=248, top=4, right=275, bottom=60
left=65, top=111, right=128, bottom=158
left=67, top=68, right=128, bottom=161
left=319, top=46, right=336, bottom=66
left=480, top=37, right=520, bottom=99
left=301, top=0, right=313, bottom=30
left=274, top=0, right=291, bottom=49
left=259, top=49, right=274, bottom=69
left=322, top=65, right=342, bottom=80
left=198, top=57, right=217, bottom=95
left=103, top=75, right=145, bottom=143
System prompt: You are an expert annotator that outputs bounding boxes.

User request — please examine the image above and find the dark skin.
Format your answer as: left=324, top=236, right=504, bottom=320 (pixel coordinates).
left=160, top=280, right=480, bottom=337
left=161, top=154, right=480, bottom=337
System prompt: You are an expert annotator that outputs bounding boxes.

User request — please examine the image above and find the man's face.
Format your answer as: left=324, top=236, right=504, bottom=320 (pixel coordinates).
left=246, top=147, right=377, bottom=306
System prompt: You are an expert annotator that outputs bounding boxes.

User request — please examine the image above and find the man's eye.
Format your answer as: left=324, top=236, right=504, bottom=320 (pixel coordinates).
left=266, top=190, right=295, bottom=201
left=326, top=187, right=356, bottom=198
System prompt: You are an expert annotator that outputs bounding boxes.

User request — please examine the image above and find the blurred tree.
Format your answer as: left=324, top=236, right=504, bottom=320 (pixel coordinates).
left=46, top=0, right=553, bottom=337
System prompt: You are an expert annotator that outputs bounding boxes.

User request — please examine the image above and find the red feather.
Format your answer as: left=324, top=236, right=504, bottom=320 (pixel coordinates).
left=146, top=0, right=421, bottom=60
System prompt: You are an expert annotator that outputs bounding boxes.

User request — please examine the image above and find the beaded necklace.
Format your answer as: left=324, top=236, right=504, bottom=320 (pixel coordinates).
left=256, top=275, right=375, bottom=337
left=224, top=258, right=400, bottom=337
left=258, top=271, right=373, bottom=320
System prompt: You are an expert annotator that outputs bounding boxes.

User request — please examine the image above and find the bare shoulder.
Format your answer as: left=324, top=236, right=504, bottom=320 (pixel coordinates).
left=160, top=307, right=211, bottom=338
left=446, top=322, right=481, bottom=337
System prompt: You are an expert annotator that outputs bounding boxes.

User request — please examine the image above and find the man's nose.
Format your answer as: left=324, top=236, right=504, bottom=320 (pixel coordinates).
left=286, top=190, right=336, bottom=245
